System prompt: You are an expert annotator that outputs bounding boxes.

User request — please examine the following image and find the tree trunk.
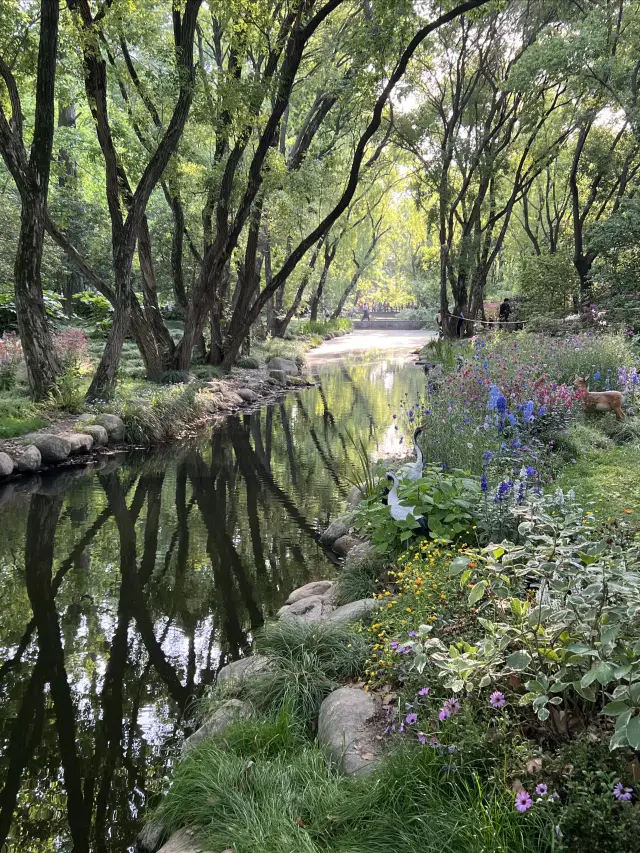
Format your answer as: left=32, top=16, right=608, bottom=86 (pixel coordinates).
left=309, top=240, right=336, bottom=322
left=14, top=195, right=59, bottom=399
left=137, top=215, right=175, bottom=366
left=86, top=256, right=131, bottom=401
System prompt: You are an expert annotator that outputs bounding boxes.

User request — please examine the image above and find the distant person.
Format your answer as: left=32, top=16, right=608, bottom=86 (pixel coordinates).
left=363, top=304, right=370, bottom=322
left=456, top=310, right=464, bottom=338
left=499, top=298, right=511, bottom=328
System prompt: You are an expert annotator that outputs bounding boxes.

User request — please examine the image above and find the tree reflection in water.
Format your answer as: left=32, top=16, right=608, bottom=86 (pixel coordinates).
left=0, top=358, right=426, bottom=850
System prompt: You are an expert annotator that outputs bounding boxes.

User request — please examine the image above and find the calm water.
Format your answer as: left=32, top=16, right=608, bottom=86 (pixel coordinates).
left=0, top=349, right=428, bottom=852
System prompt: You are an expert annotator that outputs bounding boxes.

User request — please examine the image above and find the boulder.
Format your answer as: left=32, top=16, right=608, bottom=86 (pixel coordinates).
left=136, top=821, right=167, bottom=853
left=156, top=830, right=212, bottom=853
left=325, top=598, right=378, bottom=626
left=61, top=432, right=94, bottom=454
left=318, top=686, right=382, bottom=776
left=16, top=445, right=41, bottom=473
left=268, top=369, right=288, bottom=385
left=83, top=424, right=109, bottom=446
left=0, top=452, right=14, bottom=477
left=266, top=356, right=298, bottom=375
left=28, top=434, right=71, bottom=463
left=285, top=580, right=333, bottom=606
left=183, top=699, right=252, bottom=753
left=96, top=414, right=126, bottom=441
left=332, top=534, right=361, bottom=557
left=319, top=514, right=352, bottom=545
left=347, top=485, right=363, bottom=507
left=236, top=387, right=260, bottom=403
left=278, top=595, right=324, bottom=623
left=216, top=654, right=271, bottom=687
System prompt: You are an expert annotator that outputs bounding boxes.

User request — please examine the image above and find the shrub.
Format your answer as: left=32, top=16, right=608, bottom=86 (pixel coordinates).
left=118, top=384, right=204, bottom=444
left=296, top=318, right=353, bottom=337
left=152, top=369, right=192, bottom=385
left=0, top=397, right=47, bottom=438
left=53, top=327, right=90, bottom=370
left=72, top=290, right=112, bottom=334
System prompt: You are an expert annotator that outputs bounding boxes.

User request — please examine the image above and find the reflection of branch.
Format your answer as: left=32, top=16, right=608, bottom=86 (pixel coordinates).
left=227, top=419, right=340, bottom=564
left=295, top=395, right=348, bottom=496
left=279, top=403, right=299, bottom=488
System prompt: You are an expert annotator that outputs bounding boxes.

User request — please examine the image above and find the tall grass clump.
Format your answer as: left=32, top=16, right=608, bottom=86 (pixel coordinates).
left=118, top=383, right=205, bottom=444
left=296, top=318, right=353, bottom=337
left=334, top=553, right=386, bottom=606
left=157, top=736, right=552, bottom=853
left=231, top=621, right=368, bottom=724
left=0, top=396, right=47, bottom=438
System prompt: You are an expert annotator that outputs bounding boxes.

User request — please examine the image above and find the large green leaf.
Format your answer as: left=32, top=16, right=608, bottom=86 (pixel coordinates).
left=506, top=650, right=532, bottom=671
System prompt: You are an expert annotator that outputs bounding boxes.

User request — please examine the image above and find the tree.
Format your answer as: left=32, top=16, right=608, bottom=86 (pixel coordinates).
left=0, top=1, right=60, bottom=399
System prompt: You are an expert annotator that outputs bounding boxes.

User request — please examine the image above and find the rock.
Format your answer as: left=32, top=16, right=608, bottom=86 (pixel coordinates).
left=156, top=830, right=212, bottom=853
left=319, top=514, right=352, bottom=545
left=61, top=433, right=94, bottom=454
left=96, top=414, right=126, bottom=441
left=221, top=391, right=244, bottom=407
left=0, top=452, right=14, bottom=477
left=266, top=356, right=298, bottom=375
left=137, top=821, right=167, bottom=853
left=278, top=595, right=325, bottom=623
left=27, top=434, right=71, bottom=463
left=345, top=540, right=375, bottom=564
left=332, top=534, right=361, bottom=557
left=216, top=654, right=271, bottom=687
left=285, top=580, right=333, bottom=605
left=183, top=699, right=252, bottom=753
left=318, top=686, right=382, bottom=776
left=268, top=369, right=288, bottom=385
left=15, top=445, right=41, bottom=473
left=325, top=598, right=378, bottom=625
left=83, top=424, right=109, bottom=446
left=236, top=387, right=260, bottom=403
left=347, top=485, right=363, bottom=507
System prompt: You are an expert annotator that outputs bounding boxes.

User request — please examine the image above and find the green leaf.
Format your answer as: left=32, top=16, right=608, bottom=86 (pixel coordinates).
left=602, top=700, right=631, bottom=717
left=630, top=682, right=640, bottom=704
left=506, top=650, right=532, bottom=671
left=492, top=546, right=505, bottom=559
left=468, top=582, right=486, bottom=605
left=581, top=668, right=599, bottom=688
left=626, top=715, right=640, bottom=750
left=449, top=556, right=470, bottom=576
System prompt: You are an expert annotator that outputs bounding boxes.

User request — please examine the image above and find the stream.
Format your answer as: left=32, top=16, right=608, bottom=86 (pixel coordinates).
left=0, top=331, right=432, bottom=852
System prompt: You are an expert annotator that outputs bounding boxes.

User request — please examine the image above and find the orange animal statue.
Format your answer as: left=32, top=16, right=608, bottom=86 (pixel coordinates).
left=575, top=376, right=625, bottom=420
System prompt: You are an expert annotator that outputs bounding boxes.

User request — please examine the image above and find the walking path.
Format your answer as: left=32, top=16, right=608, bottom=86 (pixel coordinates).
left=306, top=329, right=436, bottom=364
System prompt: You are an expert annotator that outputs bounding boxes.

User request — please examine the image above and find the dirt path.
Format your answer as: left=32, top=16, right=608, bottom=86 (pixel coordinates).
left=306, top=329, right=436, bottom=364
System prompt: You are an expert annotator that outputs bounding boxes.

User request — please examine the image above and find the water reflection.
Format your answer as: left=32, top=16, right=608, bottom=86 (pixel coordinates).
left=0, top=357, right=426, bottom=851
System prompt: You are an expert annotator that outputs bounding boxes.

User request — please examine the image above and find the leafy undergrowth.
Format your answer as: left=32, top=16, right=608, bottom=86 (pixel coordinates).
left=158, top=714, right=549, bottom=853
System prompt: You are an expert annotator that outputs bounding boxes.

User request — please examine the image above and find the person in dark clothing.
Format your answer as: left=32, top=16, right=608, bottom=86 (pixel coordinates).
left=498, top=298, right=511, bottom=328
left=456, top=310, right=465, bottom=338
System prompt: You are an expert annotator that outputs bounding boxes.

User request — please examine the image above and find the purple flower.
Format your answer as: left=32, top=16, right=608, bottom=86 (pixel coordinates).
left=535, top=784, right=548, bottom=796
left=490, top=691, right=506, bottom=709
left=515, top=790, right=532, bottom=812
left=405, top=713, right=418, bottom=725
left=448, top=698, right=461, bottom=714
left=439, top=707, right=451, bottom=721
left=613, top=782, right=633, bottom=802
left=429, top=736, right=439, bottom=748
left=525, top=466, right=536, bottom=478
left=417, top=732, right=427, bottom=745
left=481, top=471, right=488, bottom=493
left=390, top=641, right=399, bottom=650
left=418, top=687, right=430, bottom=696
left=408, top=631, right=418, bottom=638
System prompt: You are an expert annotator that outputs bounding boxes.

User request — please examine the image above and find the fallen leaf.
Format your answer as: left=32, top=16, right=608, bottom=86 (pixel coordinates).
left=526, top=757, right=543, bottom=774
left=360, top=752, right=375, bottom=761
left=296, top=817, right=307, bottom=829
left=511, top=778, right=524, bottom=792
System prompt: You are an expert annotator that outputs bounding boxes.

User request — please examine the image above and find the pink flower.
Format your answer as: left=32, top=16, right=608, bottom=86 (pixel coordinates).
left=515, top=790, right=532, bottom=812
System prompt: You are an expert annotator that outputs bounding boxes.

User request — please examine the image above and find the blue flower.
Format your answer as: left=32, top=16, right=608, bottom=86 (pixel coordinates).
left=496, top=395, right=507, bottom=415
left=487, top=385, right=501, bottom=410
left=594, top=371, right=601, bottom=380
left=525, top=466, right=536, bottom=478
left=523, top=400, right=534, bottom=422
left=507, top=413, right=517, bottom=427
left=538, top=406, right=547, bottom=416
left=483, top=450, right=493, bottom=464
left=481, top=472, right=488, bottom=493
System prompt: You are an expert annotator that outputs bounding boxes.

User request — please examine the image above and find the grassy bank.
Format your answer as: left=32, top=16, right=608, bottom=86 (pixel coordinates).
left=151, top=330, right=640, bottom=853
left=0, top=319, right=352, bottom=446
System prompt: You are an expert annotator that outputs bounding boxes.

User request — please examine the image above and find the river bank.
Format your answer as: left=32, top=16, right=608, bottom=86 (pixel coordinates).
left=148, top=331, right=640, bottom=853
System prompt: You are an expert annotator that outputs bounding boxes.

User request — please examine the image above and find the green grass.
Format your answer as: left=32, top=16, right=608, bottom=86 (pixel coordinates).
left=0, top=397, right=47, bottom=438
left=555, top=444, right=640, bottom=523
left=156, top=724, right=551, bottom=853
